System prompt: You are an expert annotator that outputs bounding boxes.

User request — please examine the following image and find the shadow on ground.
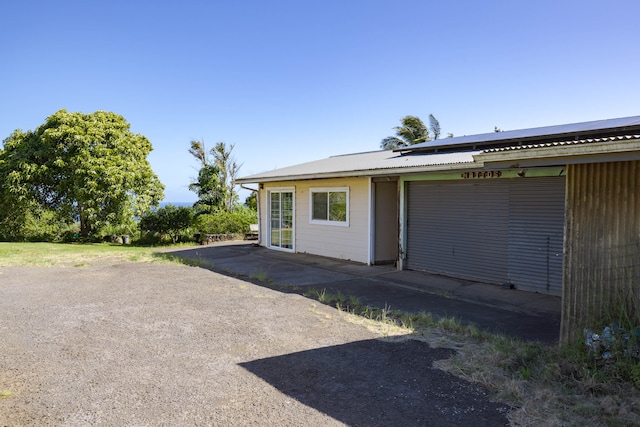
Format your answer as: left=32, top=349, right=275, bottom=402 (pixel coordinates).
left=240, top=338, right=510, bottom=426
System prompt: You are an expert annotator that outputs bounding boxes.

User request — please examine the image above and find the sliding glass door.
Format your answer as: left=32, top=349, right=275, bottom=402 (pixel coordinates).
left=268, top=189, right=294, bottom=250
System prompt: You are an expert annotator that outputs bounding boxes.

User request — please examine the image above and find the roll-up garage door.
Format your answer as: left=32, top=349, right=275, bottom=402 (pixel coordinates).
left=508, top=177, right=565, bottom=295
left=406, top=180, right=510, bottom=284
left=406, top=177, right=565, bottom=295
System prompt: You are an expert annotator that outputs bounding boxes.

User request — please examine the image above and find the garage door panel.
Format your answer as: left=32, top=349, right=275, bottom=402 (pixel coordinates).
left=508, top=178, right=565, bottom=294
left=406, top=180, right=509, bottom=283
left=406, top=177, right=565, bottom=295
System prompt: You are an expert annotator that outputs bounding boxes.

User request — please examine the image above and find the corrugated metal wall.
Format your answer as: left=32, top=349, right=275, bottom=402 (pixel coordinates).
left=561, top=161, right=640, bottom=342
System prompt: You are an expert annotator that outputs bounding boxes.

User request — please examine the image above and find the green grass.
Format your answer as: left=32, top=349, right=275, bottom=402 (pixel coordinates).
left=0, top=242, right=167, bottom=266
left=249, top=269, right=270, bottom=282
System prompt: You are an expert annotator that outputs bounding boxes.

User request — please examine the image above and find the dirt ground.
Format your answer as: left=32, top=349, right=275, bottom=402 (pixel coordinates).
left=0, top=262, right=510, bottom=426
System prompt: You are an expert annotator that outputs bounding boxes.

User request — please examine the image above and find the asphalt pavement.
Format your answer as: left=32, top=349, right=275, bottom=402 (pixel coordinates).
left=165, top=241, right=562, bottom=344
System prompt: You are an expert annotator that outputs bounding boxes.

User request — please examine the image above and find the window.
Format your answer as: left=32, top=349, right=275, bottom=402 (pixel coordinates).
left=310, top=187, right=349, bottom=226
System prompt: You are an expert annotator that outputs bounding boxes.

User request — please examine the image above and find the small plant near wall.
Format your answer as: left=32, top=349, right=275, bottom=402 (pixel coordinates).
left=580, top=322, right=640, bottom=387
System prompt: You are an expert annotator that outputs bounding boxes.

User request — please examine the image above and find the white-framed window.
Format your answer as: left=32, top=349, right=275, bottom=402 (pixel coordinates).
left=309, top=187, right=349, bottom=226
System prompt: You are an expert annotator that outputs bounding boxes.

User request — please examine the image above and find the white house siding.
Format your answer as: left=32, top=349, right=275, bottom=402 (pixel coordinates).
left=260, top=177, right=370, bottom=263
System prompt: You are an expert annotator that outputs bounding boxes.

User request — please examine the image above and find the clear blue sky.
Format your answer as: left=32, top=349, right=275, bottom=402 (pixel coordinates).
left=2, top=0, right=639, bottom=202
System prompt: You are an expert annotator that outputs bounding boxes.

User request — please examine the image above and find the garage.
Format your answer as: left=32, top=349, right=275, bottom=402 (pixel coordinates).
left=405, top=175, right=565, bottom=295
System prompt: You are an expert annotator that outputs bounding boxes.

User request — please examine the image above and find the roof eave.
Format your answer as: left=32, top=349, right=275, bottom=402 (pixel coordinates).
left=235, top=162, right=481, bottom=184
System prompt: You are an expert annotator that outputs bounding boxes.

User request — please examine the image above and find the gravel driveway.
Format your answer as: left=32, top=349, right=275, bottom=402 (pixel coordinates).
left=0, top=262, right=510, bottom=426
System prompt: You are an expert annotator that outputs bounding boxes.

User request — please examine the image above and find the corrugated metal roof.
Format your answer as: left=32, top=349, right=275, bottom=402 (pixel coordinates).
left=236, top=149, right=481, bottom=183
left=237, top=116, right=640, bottom=184
left=482, top=134, right=640, bottom=153
left=402, top=115, right=640, bottom=153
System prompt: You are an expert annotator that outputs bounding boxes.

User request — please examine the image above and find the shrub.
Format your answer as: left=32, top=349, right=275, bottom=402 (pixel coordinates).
left=139, top=205, right=195, bottom=243
left=194, top=207, right=257, bottom=235
left=0, top=207, right=75, bottom=242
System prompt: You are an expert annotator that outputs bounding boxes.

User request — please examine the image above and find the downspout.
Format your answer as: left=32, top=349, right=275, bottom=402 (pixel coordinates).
left=240, top=184, right=261, bottom=246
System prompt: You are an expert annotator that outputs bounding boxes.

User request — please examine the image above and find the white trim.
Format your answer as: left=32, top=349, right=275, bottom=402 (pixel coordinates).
left=398, top=177, right=408, bottom=270
left=266, top=186, right=295, bottom=253
left=308, top=186, right=350, bottom=227
left=367, top=178, right=373, bottom=266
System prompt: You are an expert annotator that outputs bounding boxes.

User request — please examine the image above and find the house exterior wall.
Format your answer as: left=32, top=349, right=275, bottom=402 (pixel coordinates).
left=561, top=160, right=640, bottom=342
left=259, top=177, right=370, bottom=263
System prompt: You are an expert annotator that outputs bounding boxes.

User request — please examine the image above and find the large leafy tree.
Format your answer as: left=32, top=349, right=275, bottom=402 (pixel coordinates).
left=0, top=109, right=164, bottom=238
left=380, top=114, right=443, bottom=150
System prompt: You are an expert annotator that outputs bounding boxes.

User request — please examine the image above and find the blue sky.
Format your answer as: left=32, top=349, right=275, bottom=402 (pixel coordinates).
left=2, top=0, right=639, bottom=202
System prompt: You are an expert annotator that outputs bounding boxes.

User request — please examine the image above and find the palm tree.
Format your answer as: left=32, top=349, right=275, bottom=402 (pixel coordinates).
left=380, top=114, right=441, bottom=150
left=189, top=139, right=208, bottom=166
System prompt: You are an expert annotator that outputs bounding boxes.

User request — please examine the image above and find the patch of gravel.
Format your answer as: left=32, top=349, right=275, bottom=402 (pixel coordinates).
left=0, top=262, right=510, bottom=426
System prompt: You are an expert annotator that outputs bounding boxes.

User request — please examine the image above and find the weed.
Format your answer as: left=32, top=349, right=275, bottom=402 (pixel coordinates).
left=254, top=293, right=274, bottom=299
left=0, top=390, right=11, bottom=399
left=349, top=294, right=362, bottom=307
left=519, top=367, right=531, bottom=379
left=249, top=269, right=269, bottom=282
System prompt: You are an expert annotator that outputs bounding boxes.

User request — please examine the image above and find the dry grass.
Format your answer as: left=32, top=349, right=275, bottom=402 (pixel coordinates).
left=434, top=335, right=640, bottom=426
left=307, top=287, right=640, bottom=427
left=0, top=242, right=166, bottom=267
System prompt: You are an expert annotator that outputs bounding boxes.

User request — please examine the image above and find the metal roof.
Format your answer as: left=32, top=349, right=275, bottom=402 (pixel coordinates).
left=236, top=149, right=480, bottom=183
left=401, top=115, right=640, bottom=153
left=483, top=134, right=640, bottom=153
left=237, top=116, right=640, bottom=184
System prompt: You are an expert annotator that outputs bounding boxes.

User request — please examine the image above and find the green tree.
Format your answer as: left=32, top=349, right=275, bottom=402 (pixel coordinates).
left=211, top=142, right=242, bottom=211
left=188, top=140, right=242, bottom=211
left=189, top=163, right=225, bottom=212
left=0, top=109, right=164, bottom=238
left=188, top=139, right=207, bottom=167
left=380, top=115, right=442, bottom=150
left=244, top=192, right=257, bottom=211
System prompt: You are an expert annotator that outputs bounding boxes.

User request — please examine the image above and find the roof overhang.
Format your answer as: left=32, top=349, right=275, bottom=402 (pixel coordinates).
left=476, top=138, right=640, bottom=168
left=236, top=161, right=483, bottom=184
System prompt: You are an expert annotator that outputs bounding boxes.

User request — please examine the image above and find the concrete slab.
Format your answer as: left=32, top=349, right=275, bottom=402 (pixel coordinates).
left=167, top=244, right=356, bottom=286
left=165, top=242, right=562, bottom=344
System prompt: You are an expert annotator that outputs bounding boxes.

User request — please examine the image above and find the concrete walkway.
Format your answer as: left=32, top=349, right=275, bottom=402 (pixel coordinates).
left=165, top=241, right=562, bottom=344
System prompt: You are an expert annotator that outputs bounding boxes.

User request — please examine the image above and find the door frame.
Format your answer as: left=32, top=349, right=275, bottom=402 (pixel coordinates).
left=266, top=187, right=295, bottom=252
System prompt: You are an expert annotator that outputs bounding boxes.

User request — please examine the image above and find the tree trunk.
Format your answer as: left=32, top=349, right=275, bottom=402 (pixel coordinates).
left=78, top=203, right=91, bottom=238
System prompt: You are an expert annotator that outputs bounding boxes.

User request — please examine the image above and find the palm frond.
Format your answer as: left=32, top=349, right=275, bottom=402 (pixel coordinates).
left=380, top=136, right=405, bottom=150
left=429, top=114, right=441, bottom=140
